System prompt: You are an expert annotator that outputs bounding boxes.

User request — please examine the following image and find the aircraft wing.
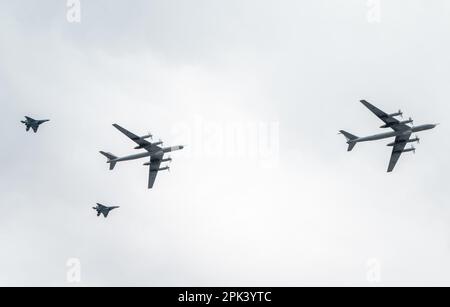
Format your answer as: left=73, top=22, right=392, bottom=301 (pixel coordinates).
left=387, top=133, right=411, bottom=172
left=25, top=116, right=35, bottom=122
left=113, top=124, right=160, bottom=152
left=102, top=211, right=109, bottom=218
left=32, top=126, right=38, bottom=133
left=360, top=100, right=410, bottom=132
left=147, top=153, right=163, bottom=189
left=96, top=203, right=107, bottom=209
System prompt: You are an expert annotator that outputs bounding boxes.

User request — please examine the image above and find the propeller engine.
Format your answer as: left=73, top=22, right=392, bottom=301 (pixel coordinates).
left=143, top=161, right=172, bottom=168
left=394, top=146, right=416, bottom=154
left=380, top=117, right=413, bottom=128
left=134, top=137, right=163, bottom=150
left=161, top=156, right=172, bottom=163
left=140, top=133, right=153, bottom=140
left=389, top=110, right=403, bottom=118
left=386, top=136, right=420, bottom=147
left=153, top=139, right=163, bottom=146
left=400, top=117, right=413, bottom=125
left=158, top=166, right=170, bottom=172
left=132, top=133, right=153, bottom=149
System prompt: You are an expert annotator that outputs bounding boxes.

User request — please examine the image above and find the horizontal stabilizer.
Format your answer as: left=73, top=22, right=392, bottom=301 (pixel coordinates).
left=339, top=130, right=358, bottom=141
left=109, top=162, right=117, bottom=170
left=100, top=151, right=117, bottom=160
left=339, top=130, right=358, bottom=152
left=347, top=143, right=356, bottom=152
left=99, top=151, right=118, bottom=170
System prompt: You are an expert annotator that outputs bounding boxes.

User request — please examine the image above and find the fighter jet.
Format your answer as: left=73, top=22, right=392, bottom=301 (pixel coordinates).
left=340, top=100, right=438, bottom=172
left=21, top=116, right=50, bottom=133
left=93, top=203, right=119, bottom=218
left=100, top=124, right=184, bottom=189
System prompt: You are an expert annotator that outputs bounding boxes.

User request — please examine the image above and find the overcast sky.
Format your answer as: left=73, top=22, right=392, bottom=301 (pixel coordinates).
left=1, top=0, right=450, bottom=286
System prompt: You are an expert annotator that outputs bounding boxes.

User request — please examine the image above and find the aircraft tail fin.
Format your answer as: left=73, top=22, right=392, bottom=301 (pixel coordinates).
left=339, top=130, right=358, bottom=152
left=99, top=151, right=118, bottom=170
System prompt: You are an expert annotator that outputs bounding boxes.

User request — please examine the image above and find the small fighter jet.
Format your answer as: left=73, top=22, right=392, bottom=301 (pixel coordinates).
left=21, top=116, right=50, bottom=133
left=93, top=203, right=120, bottom=218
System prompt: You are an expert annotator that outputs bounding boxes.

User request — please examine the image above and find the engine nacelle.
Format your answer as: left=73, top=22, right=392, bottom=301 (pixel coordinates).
left=143, top=165, right=170, bottom=172
left=380, top=118, right=412, bottom=129
left=394, top=147, right=415, bottom=154
left=399, top=117, right=413, bottom=125
left=134, top=141, right=162, bottom=150
left=387, top=137, right=419, bottom=147
left=140, top=134, right=152, bottom=140
left=388, top=110, right=403, bottom=118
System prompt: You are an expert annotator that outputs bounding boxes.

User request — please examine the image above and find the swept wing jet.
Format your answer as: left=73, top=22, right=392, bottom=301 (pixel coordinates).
left=100, top=124, right=184, bottom=189
left=93, top=203, right=119, bottom=218
left=21, top=116, right=50, bottom=133
left=340, top=100, right=437, bottom=172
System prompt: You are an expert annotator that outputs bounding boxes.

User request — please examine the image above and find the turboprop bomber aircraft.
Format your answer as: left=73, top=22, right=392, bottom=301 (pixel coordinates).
left=340, top=100, right=437, bottom=172
left=100, top=124, right=184, bottom=189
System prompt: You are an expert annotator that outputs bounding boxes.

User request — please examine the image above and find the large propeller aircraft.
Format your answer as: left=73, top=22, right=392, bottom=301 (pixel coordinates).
left=100, top=124, right=184, bottom=189
left=340, top=100, right=438, bottom=172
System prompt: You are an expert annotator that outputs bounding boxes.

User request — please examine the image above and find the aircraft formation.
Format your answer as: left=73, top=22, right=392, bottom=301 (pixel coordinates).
left=23, top=118, right=184, bottom=218
left=23, top=99, right=437, bottom=218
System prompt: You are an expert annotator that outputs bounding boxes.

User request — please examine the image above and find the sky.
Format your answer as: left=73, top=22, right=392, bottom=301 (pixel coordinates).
left=1, top=0, right=450, bottom=286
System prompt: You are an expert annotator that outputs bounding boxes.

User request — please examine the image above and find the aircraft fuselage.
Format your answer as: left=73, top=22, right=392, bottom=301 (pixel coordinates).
left=110, top=146, right=184, bottom=163
left=21, top=118, right=50, bottom=133
left=353, top=124, right=436, bottom=143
